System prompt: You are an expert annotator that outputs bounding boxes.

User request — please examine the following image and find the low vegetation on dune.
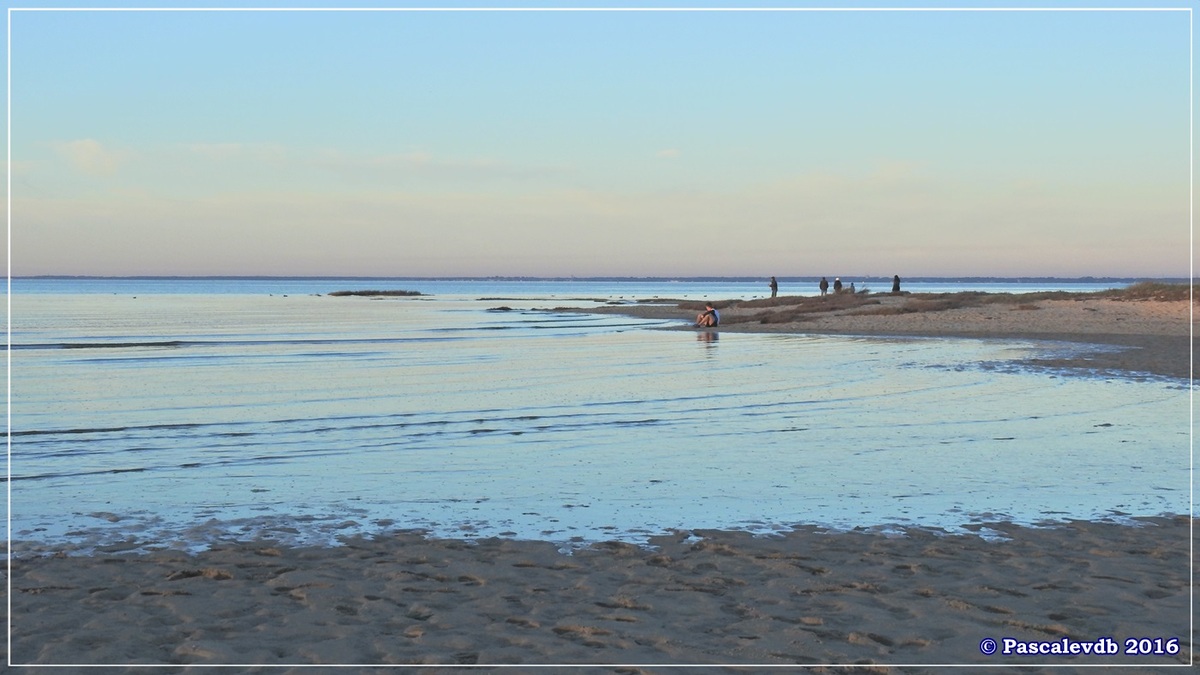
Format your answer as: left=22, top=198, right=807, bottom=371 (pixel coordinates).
left=677, top=292, right=881, bottom=325
left=677, top=299, right=744, bottom=311
left=681, top=281, right=1193, bottom=326
left=1100, top=281, right=1194, bottom=302
left=857, top=291, right=1077, bottom=313
left=901, top=282, right=1194, bottom=305
left=734, top=292, right=873, bottom=310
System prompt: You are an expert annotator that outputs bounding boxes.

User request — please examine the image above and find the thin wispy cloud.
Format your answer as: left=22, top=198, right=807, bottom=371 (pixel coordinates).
left=53, top=139, right=128, bottom=177
left=185, top=142, right=288, bottom=163
left=310, top=149, right=572, bottom=185
left=177, top=144, right=572, bottom=185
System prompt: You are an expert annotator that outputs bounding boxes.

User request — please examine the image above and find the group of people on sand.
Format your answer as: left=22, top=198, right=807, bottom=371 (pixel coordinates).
left=694, top=275, right=904, bottom=328
left=769, top=275, right=864, bottom=299
left=772, top=275, right=855, bottom=298
left=812, top=275, right=901, bottom=296
left=817, top=276, right=856, bottom=295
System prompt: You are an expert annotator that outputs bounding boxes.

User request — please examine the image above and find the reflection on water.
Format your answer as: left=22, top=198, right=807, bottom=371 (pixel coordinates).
left=9, top=290, right=1188, bottom=554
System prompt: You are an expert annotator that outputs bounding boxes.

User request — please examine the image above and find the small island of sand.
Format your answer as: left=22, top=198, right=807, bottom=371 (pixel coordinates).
left=328, top=289, right=425, bottom=297
left=565, top=282, right=1192, bottom=380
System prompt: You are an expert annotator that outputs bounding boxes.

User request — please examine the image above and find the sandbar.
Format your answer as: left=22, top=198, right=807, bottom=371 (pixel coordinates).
left=571, top=292, right=1192, bottom=380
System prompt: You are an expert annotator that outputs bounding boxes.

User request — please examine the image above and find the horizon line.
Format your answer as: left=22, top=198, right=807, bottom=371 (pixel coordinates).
left=8, top=7, right=1194, bottom=13
left=9, top=274, right=1190, bottom=281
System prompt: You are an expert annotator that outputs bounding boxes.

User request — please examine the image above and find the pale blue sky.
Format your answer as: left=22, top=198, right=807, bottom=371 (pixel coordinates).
left=7, top=2, right=1193, bottom=277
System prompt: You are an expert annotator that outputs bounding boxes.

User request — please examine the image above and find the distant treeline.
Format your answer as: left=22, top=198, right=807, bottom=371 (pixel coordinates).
left=17, top=275, right=1190, bottom=283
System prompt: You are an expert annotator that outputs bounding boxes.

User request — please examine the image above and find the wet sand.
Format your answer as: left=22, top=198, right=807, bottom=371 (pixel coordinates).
left=7, top=518, right=1192, bottom=671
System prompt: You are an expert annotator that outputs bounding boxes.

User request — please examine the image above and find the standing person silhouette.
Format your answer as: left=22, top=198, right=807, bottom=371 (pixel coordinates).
left=892, top=275, right=901, bottom=293
left=819, top=277, right=829, bottom=296
left=769, top=276, right=778, bottom=298
left=833, top=277, right=843, bottom=293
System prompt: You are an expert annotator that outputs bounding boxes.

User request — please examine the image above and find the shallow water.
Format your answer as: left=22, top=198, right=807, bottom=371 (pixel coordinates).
left=8, top=279, right=1189, bottom=555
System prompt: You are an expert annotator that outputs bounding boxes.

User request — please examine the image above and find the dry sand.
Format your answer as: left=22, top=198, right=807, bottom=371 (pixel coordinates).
left=6, top=292, right=1193, bottom=672
left=7, top=518, right=1192, bottom=671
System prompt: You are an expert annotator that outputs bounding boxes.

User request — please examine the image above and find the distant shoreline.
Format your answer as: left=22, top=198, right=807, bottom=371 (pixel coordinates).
left=11, top=274, right=1189, bottom=283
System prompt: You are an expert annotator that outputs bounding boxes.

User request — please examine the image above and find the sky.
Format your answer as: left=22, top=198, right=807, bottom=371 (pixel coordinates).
left=6, top=1, right=1194, bottom=278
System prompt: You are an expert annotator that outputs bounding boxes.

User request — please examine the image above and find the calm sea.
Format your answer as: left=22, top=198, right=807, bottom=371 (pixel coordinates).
left=7, top=278, right=1190, bottom=555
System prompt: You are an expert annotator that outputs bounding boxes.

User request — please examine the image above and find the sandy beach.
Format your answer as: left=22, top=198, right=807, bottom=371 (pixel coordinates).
left=572, top=291, right=1192, bottom=380
left=7, top=517, right=1192, bottom=671
left=6, top=288, right=1193, bottom=671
